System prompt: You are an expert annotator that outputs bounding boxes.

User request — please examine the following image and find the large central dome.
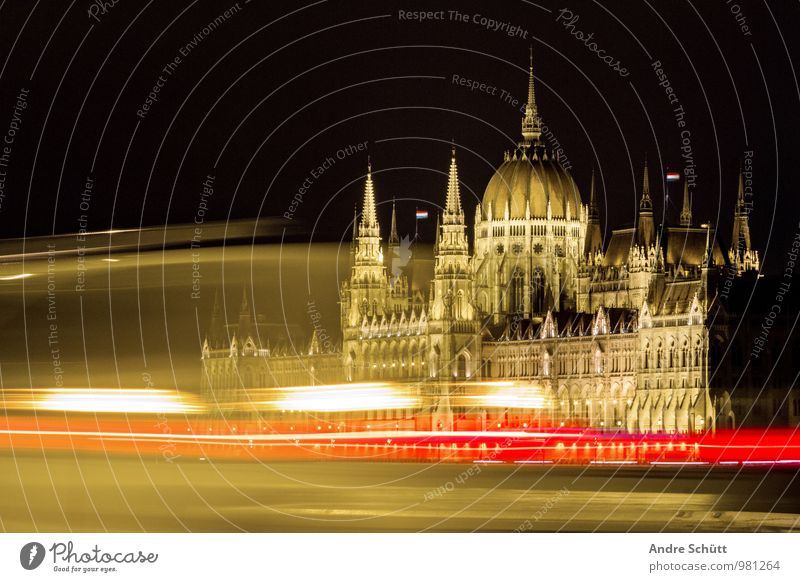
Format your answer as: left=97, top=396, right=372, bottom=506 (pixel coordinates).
left=481, top=49, right=583, bottom=221
left=482, top=153, right=582, bottom=219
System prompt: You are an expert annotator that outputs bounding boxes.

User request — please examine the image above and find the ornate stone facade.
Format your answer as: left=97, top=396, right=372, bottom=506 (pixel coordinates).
left=201, top=54, right=760, bottom=434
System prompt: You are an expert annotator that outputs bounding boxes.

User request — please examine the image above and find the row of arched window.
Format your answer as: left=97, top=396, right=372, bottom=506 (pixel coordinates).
left=488, top=345, right=635, bottom=379
left=642, top=339, right=704, bottom=370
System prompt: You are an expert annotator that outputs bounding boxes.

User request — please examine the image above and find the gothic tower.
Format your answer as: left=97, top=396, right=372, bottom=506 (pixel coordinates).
left=729, top=166, right=758, bottom=272
left=428, top=147, right=481, bottom=380
left=343, top=161, right=390, bottom=327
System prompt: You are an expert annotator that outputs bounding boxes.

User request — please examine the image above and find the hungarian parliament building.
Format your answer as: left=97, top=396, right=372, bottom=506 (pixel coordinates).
left=201, top=55, right=770, bottom=434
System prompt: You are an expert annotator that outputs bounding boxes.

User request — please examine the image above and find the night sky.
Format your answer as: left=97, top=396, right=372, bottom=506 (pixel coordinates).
left=0, top=0, right=798, bottom=274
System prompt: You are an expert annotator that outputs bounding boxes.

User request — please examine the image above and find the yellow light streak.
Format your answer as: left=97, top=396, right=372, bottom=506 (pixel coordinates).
left=0, top=273, right=34, bottom=280
left=462, top=382, right=547, bottom=409
left=1, top=388, right=201, bottom=414
left=261, top=383, right=419, bottom=412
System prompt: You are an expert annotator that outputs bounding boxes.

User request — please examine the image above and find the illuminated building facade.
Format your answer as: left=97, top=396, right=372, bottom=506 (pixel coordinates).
left=202, top=53, right=762, bottom=433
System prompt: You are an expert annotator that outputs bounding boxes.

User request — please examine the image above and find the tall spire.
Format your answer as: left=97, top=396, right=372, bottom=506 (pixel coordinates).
left=679, top=178, right=692, bottom=226
left=389, top=198, right=399, bottom=246
left=585, top=168, right=603, bottom=257
left=588, top=167, right=599, bottom=220
left=640, top=157, right=653, bottom=211
left=238, top=286, right=253, bottom=340
left=353, top=157, right=383, bottom=269
left=637, top=158, right=656, bottom=248
left=360, top=158, right=378, bottom=230
left=444, top=144, right=463, bottom=221
left=436, top=146, right=468, bottom=258
left=433, top=212, right=440, bottom=254
left=521, top=46, right=542, bottom=146
left=208, top=288, right=224, bottom=348
left=731, top=164, right=752, bottom=258
left=239, top=286, right=249, bottom=314
left=735, top=163, right=747, bottom=212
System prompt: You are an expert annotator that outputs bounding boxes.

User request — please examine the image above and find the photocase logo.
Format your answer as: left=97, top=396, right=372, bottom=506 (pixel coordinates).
left=391, top=234, right=413, bottom=284
left=20, top=542, right=46, bottom=570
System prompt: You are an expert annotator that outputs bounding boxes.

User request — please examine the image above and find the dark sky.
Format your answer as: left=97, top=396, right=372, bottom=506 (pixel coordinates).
left=0, top=0, right=798, bottom=273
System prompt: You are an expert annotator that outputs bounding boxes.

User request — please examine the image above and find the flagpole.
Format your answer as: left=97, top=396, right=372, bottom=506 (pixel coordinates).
left=413, top=209, right=428, bottom=241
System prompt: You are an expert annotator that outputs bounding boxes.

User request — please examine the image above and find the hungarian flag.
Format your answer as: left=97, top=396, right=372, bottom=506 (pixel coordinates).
left=415, top=209, right=429, bottom=219
left=665, top=172, right=681, bottom=182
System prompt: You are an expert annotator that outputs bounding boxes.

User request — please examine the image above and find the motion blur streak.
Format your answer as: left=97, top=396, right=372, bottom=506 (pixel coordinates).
left=463, top=384, right=546, bottom=409
left=263, top=383, right=420, bottom=412
left=234, top=381, right=546, bottom=412
left=0, top=388, right=201, bottom=414
left=1, top=414, right=799, bottom=466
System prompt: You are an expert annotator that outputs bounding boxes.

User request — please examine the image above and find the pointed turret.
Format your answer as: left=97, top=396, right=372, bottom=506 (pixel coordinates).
left=360, top=158, right=379, bottom=231
left=388, top=198, right=400, bottom=269
left=640, top=158, right=653, bottom=212
left=679, top=179, right=692, bottom=227
left=588, top=167, right=600, bottom=220
left=731, top=165, right=751, bottom=257
left=584, top=168, right=603, bottom=257
left=238, top=286, right=253, bottom=341
left=521, top=47, right=542, bottom=147
left=354, top=159, right=383, bottom=267
left=729, top=164, right=758, bottom=272
left=207, top=288, right=225, bottom=349
left=443, top=145, right=464, bottom=223
left=636, top=158, right=656, bottom=248
left=389, top=198, right=399, bottom=246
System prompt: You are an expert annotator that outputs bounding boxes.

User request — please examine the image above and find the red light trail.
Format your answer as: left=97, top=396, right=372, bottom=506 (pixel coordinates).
left=1, top=414, right=798, bottom=466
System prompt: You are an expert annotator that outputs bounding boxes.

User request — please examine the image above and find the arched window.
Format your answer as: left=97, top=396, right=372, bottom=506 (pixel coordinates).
left=510, top=268, right=525, bottom=315
left=532, top=268, right=545, bottom=313
left=456, top=290, right=465, bottom=320
left=390, top=344, right=398, bottom=377
left=456, top=352, right=469, bottom=379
